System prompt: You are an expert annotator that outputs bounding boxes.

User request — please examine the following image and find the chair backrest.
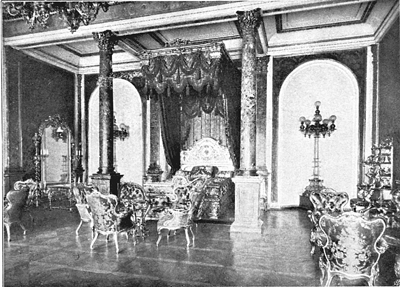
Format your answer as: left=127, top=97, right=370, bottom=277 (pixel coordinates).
left=72, top=183, right=97, bottom=204
left=13, top=179, right=37, bottom=206
left=4, top=187, right=30, bottom=223
left=172, top=177, right=206, bottom=218
left=119, top=182, right=148, bottom=212
left=392, top=189, right=400, bottom=212
left=319, top=212, right=386, bottom=275
left=86, top=191, right=119, bottom=233
left=310, top=188, right=349, bottom=214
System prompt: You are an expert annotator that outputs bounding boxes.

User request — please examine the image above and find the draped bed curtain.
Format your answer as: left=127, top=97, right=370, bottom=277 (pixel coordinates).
left=141, top=42, right=241, bottom=174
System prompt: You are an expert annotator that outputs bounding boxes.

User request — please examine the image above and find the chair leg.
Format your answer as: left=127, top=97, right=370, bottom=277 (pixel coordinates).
left=185, top=228, right=190, bottom=247
left=156, top=231, right=162, bottom=247
left=19, top=223, right=27, bottom=235
left=90, top=232, right=99, bottom=250
left=324, top=274, right=332, bottom=287
left=5, top=224, right=11, bottom=242
left=189, top=226, right=195, bottom=245
left=76, top=220, right=83, bottom=235
left=113, top=233, right=119, bottom=253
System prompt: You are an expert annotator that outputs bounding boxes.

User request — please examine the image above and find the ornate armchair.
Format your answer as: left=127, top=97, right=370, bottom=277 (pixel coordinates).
left=308, top=188, right=349, bottom=255
left=86, top=190, right=136, bottom=253
left=118, top=182, right=151, bottom=239
left=3, top=180, right=37, bottom=241
left=156, top=177, right=205, bottom=247
left=72, top=184, right=97, bottom=236
left=318, top=212, right=388, bottom=286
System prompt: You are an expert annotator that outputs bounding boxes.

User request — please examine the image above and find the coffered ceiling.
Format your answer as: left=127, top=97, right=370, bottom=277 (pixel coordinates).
left=2, top=0, right=399, bottom=74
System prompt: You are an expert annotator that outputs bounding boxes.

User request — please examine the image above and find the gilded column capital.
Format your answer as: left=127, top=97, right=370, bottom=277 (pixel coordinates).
left=93, top=30, right=118, bottom=52
left=237, top=8, right=262, bottom=34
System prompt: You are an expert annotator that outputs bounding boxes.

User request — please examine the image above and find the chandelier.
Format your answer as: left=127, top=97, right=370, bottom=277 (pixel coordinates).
left=4, top=2, right=110, bottom=33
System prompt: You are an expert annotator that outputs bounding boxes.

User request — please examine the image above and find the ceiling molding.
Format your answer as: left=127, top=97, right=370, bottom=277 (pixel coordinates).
left=117, top=37, right=145, bottom=57
left=268, top=35, right=375, bottom=57
left=21, top=49, right=79, bottom=73
left=374, top=0, right=399, bottom=43
left=3, top=0, right=373, bottom=48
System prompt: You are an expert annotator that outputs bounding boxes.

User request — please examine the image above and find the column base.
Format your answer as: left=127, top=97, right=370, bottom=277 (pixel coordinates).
left=90, top=173, right=123, bottom=196
left=230, top=176, right=264, bottom=234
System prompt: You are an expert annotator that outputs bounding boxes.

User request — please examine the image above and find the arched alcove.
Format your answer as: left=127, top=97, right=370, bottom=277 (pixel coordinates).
left=88, top=79, right=143, bottom=184
left=277, top=59, right=359, bottom=206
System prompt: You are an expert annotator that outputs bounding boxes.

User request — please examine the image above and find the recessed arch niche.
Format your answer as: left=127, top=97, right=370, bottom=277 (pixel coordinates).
left=88, top=78, right=143, bottom=184
left=276, top=59, right=359, bottom=206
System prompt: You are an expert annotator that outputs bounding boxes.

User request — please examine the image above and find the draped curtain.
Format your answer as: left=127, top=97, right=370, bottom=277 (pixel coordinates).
left=141, top=43, right=241, bottom=173
left=157, top=89, right=181, bottom=176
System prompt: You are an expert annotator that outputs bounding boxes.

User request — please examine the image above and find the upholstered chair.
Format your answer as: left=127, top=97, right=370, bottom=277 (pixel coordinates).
left=156, top=177, right=205, bottom=247
left=308, top=188, right=349, bottom=255
left=3, top=183, right=33, bottom=242
left=86, top=191, right=136, bottom=253
left=390, top=188, right=400, bottom=227
left=318, top=212, right=388, bottom=286
left=118, top=182, right=150, bottom=239
left=72, top=184, right=96, bottom=236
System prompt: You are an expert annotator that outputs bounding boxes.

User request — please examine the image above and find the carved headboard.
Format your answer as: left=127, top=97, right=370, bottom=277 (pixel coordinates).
left=180, top=138, right=235, bottom=177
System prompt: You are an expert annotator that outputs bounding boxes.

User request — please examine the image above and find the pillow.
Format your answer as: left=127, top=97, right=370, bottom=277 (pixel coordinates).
left=189, top=166, right=219, bottom=180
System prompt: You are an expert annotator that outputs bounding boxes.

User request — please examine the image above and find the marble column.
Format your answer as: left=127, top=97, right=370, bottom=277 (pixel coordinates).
left=91, top=30, right=122, bottom=195
left=256, top=56, right=270, bottom=210
left=74, top=73, right=84, bottom=183
left=146, top=98, right=163, bottom=182
left=231, top=9, right=264, bottom=234
left=237, top=8, right=261, bottom=176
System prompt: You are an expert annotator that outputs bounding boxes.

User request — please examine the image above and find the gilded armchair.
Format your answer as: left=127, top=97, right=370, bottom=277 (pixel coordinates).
left=156, top=177, right=205, bottom=247
left=318, top=212, right=388, bottom=286
left=308, top=188, right=349, bottom=255
left=86, top=190, right=136, bottom=253
left=119, top=182, right=151, bottom=239
left=3, top=180, right=36, bottom=242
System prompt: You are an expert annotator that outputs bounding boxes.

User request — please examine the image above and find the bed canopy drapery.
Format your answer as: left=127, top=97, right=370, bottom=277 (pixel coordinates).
left=140, top=40, right=241, bottom=174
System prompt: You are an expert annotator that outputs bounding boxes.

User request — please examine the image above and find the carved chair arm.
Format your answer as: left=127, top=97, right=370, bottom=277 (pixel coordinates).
left=376, top=237, right=389, bottom=254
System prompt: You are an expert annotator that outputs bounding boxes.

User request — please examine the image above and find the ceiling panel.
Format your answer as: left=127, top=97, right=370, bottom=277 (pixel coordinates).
left=276, top=2, right=375, bottom=32
left=160, top=22, right=240, bottom=44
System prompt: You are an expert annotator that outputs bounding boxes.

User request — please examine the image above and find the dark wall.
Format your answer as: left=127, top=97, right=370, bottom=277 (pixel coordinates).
left=378, top=17, right=400, bottom=184
left=6, top=47, right=75, bottom=179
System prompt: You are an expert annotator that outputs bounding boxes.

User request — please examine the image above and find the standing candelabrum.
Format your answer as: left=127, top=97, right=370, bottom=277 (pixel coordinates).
left=299, top=101, right=337, bottom=197
left=74, top=143, right=85, bottom=183
left=32, top=133, right=41, bottom=207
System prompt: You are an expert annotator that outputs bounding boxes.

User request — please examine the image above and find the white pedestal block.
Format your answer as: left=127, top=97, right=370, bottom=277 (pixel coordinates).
left=230, top=176, right=264, bottom=234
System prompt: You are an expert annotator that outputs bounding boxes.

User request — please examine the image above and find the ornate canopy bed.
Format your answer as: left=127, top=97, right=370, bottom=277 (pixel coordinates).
left=140, top=41, right=241, bottom=222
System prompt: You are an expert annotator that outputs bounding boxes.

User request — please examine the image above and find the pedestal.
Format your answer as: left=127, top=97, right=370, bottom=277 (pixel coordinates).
left=230, top=176, right=264, bottom=234
left=299, top=178, right=325, bottom=210
left=90, top=173, right=123, bottom=196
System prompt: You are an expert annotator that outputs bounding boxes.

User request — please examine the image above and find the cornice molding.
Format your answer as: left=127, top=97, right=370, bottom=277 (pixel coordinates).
left=374, top=0, right=399, bottom=43
left=3, top=0, right=376, bottom=48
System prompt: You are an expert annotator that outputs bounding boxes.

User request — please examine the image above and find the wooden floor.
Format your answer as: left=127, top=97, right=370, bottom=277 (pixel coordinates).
left=3, top=206, right=398, bottom=286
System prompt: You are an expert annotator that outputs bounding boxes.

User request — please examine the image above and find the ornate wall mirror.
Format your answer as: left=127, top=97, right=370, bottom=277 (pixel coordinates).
left=36, top=114, right=73, bottom=209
